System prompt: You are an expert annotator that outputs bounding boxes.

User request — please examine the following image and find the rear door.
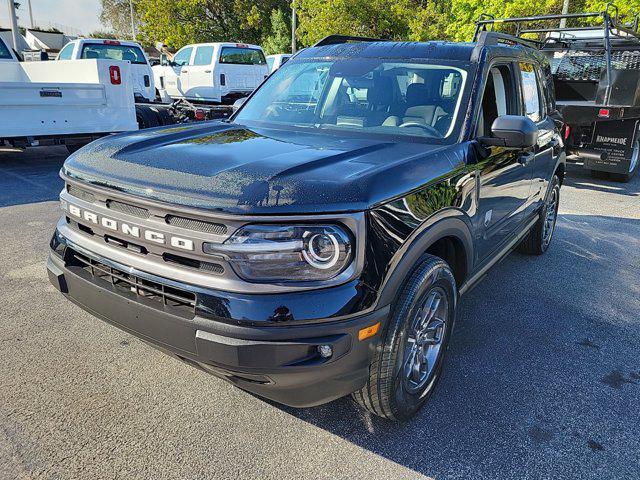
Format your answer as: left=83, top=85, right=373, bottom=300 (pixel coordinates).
left=216, top=45, right=268, bottom=95
left=187, top=45, right=216, bottom=100
left=475, top=63, right=534, bottom=262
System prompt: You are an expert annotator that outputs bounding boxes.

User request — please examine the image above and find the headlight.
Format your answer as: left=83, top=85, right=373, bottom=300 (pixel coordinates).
left=203, top=224, right=353, bottom=282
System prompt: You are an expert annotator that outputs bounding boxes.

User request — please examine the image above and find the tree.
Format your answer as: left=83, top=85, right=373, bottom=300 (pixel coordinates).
left=262, top=9, right=291, bottom=54
left=134, top=0, right=290, bottom=49
left=100, top=0, right=138, bottom=40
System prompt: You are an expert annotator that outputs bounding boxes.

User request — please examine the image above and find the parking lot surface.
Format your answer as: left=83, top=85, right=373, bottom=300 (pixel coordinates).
left=0, top=146, right=638, bottom=479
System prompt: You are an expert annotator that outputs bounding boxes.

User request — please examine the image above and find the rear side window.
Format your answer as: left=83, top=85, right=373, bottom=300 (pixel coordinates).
left=81, top=43, right=147, bottom=65
left=519, top=63, right=542, bottom=122
left=173, top=47, right=193, bottom=66
left=220, top=47, right=266, bottom=65
left=0, top=38, right=12, bottom=59
left=193, top=46, right=214, bottom=66
left=57, top=43, right=74, bottom=60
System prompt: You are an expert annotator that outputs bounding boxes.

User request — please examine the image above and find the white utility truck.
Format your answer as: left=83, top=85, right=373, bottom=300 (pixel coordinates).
left=57, top=38, right=155, bottom=103
left=153, top=42, right=268, bottom=104
left=266, top=53, right=292, bottom=72
left=0, top=36, right=170, bottom=152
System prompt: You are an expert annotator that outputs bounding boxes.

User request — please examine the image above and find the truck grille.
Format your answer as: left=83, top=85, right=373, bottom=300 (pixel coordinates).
left=67, top=249, right=196, bottom=316
left=67, top=184, right=95, bottom=203
left=166, top=215, right=227, bottom=235
left=106, top=200, right=151, bottom=219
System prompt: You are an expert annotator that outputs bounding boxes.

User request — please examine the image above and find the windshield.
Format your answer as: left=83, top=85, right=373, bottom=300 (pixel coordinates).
left=81, top=43, right=147, bottom=65
left=235, top=58, right=469, bottom=141
left=0, top=38, right=12, bottom=60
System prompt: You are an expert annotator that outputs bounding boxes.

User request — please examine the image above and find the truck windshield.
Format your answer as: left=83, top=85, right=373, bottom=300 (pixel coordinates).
left=81, top=43, right=147, bottom=65
left=0, top=39, right=12, bottom=59
left=235, top=58, right=468, bottom=141
left=219, top=47, right=266, bottom=65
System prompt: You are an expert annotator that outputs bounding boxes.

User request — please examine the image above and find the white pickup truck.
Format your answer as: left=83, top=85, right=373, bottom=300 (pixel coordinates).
left=0, top=36, right=140, bottom=151
left=153, top=42, right=269, bottom=104
left=57, top=38, right=155, bottom=103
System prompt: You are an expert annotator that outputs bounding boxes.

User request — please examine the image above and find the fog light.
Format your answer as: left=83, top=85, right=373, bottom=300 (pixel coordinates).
left=317, top=344, right=333, bottom=358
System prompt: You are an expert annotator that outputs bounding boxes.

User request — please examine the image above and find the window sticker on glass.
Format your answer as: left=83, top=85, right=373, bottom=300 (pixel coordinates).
left=519, top=63, right=541, bottom=122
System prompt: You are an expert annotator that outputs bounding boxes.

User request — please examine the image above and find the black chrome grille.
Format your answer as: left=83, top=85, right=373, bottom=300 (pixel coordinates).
left=106, top=200, right=151, bottom=219
left=166, top=215, right=227, bottom=235
left=67, top=184, right=95, bottom=203
left=67, top=249, right=196, bottom=315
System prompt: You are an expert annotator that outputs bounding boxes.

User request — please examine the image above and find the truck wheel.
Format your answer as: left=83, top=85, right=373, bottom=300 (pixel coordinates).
left=611, top=134, right=640, bottom=182
left=518, top=174, right=560, bottom=255
left=352, top=254, right=457, bottom=421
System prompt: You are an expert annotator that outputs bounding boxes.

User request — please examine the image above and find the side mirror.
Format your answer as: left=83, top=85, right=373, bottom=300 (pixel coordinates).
left=481, top=115, right=538, bottom=148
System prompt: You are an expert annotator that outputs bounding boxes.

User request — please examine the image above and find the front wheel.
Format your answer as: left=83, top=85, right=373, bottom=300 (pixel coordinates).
left=352, top=254, right=457, bottom=421
left=518, top=174, right=560, bottom=255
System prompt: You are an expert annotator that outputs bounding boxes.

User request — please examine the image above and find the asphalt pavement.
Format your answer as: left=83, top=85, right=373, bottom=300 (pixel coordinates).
left=0, top=146, right=638, bottom=479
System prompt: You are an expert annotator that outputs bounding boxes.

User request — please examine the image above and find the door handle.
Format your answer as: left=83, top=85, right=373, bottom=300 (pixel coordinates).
left=518, top=152, right=535, bottom=166
left=204, top=69, right=212, bottom=73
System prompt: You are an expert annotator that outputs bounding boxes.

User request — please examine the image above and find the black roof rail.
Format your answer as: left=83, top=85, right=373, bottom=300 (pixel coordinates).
left=474, top=31, right=540, bottom=49
left=313, top=35, right=386, bottom=47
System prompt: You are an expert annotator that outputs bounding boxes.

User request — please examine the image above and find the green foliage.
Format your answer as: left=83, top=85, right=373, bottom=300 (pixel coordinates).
left=104, top=0, right=640, bottom=52
left=262, top=9, right=292, bottom=55
left=133, top=0, right=290, bottom=49
left=89, top=30, right=119, bottom=39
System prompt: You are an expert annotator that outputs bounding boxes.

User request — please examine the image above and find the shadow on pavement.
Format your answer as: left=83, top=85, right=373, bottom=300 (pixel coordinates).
left=563, top=163, right=639, bottom=197
left=274, top=213, right=640, bottom=479
left=0, top=147, right=67, bottom=207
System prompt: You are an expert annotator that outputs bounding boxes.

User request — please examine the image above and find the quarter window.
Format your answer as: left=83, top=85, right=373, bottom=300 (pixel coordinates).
left=519, top=63, right=542, bottom=122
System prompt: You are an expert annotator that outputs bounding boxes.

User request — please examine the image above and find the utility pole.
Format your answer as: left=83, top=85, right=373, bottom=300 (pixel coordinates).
left=291, top=3, right=297, bottom=53
left=129, top=0, right=136, bottom=39
left=7, top=0, right=19, bottom=51
left=27, top=0, right=34, bottom=28
left=559, top=0, right=570, bottom=28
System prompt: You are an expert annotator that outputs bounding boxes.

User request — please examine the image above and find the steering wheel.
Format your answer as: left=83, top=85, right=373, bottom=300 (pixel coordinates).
left=398, top=121, right=443, bottom=138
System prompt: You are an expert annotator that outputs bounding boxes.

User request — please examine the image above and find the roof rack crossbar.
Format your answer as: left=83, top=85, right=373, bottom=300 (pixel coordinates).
left=313, top=35, right=386, bottom=47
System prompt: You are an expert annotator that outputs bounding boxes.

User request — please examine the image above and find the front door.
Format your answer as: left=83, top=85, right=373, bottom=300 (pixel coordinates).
left=475, top=64, right=534, bottom=263
left=167, top=46, right=193, bottom=98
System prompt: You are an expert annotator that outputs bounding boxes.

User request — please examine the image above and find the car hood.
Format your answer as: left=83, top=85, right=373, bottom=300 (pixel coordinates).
left=63, top=122, right=467, bottom=214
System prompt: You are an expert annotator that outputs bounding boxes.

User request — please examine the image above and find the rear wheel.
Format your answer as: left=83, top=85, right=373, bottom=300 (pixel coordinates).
left=352, top=254, right=457, bottom=421
left=518, top=174, right=560, bottom=255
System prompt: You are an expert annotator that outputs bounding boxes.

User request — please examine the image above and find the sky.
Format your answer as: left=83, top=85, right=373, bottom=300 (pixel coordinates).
left=2, top=0, right=103, bottom=35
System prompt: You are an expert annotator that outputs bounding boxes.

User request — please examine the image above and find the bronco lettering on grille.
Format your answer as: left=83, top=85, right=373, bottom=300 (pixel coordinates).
left=63, top=201, right=195, bottom=251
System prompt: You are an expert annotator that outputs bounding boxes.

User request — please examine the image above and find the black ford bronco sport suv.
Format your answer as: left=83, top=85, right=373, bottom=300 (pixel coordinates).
left=48, top=33, right=565, bottom=420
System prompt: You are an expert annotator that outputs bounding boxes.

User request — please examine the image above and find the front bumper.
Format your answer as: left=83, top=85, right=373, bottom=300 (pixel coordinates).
left=47, top=243, right=388, bottom=408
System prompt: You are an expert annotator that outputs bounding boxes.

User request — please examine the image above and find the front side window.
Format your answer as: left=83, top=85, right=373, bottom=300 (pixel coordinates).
left=519, top=63, right=542, bottom=122
left=193, top=46, right=214, bottom=66
left=81, top=43, right=147, bottom=65
left=57, top=43, right=74, bottom=60
left=235, top=58, right=469, bottom=141
left=172, top=47, right=193, bottom=66
left=220, top=47, right=266, bottom=65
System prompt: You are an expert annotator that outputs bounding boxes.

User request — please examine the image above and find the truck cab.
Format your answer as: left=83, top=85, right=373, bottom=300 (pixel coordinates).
left=57, top=39, right=155, bottom=103
left=153, top=42, right=268, bottom=104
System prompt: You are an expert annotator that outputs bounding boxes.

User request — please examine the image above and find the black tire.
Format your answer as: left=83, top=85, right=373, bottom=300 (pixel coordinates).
left=518, top=174, right=560, bottom=255
left=135, top=105, right=159, bottom=130
left=352, top=254, right=457, bottom=421
left=155, top=107, right=176, bottom=126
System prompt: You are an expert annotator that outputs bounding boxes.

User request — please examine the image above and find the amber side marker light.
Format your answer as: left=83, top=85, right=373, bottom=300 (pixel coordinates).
left=359, top=322, right=381, bottom=341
